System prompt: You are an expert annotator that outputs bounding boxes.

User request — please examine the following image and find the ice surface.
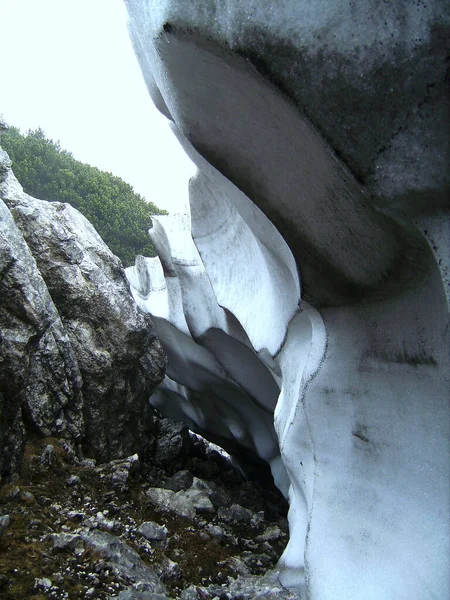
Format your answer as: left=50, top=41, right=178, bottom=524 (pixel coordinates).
left=125, top=3, right=450, bottom=597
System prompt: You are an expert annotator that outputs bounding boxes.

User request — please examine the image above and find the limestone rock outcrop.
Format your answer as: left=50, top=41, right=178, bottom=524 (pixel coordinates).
left=125, top=2, right=449, bottom=599
left=0, top=149, right=166, bottom=475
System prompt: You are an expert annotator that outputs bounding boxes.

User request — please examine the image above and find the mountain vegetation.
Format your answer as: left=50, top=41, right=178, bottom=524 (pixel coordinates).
left=1, top=126, right=165, bottom=266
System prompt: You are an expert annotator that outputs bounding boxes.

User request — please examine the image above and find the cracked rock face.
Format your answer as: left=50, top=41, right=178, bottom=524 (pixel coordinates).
left=125, top=2, right=449, bottom=599
left=0, top=149, right=166, bottom=474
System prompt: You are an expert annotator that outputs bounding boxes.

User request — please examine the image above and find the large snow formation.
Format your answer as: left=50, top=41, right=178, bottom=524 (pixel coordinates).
left=124, top=2, right=449, bottom=598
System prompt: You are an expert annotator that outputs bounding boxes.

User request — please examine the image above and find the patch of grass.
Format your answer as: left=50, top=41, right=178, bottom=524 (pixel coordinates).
left=0, top=436, right=288, bottom=598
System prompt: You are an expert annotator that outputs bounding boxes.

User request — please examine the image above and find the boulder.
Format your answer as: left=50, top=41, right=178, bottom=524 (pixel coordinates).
left=0, top=153, right=84, bottom=475
left=0, top=148, right=166, bottom=473
left=152, top=417, right=192, bottom=472
left=79, top=529, right=167, bottom=595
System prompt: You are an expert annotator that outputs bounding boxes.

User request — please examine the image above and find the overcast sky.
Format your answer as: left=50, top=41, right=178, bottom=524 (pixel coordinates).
left=0, top=0, right=195, bottom=213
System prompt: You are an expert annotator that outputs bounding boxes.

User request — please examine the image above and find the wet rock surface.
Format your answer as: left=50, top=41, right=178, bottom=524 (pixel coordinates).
left=0, top=428, right=289, bottom=599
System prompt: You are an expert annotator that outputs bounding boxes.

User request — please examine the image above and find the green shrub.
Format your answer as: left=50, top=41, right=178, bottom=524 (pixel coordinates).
left=1, top=126, right=166, bottom=266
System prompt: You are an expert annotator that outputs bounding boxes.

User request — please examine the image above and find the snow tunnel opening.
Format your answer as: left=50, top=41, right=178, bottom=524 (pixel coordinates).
left=150, top=409, right=290, bottom=528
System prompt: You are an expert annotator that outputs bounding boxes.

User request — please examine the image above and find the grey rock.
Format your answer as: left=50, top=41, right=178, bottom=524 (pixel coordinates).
left=218, top=504, right=263, bottom=529
left=96, top=453, right=140, bottom=491
left=162, top=469, right=193, bottom=492
left=19, top=490, right=35, bottom=504
left=79, top=529, right=167, bottom=595
left=95, top=511, right=119, bottom=532
left=179, top=587, right=201, bottom=600
left=225, top=556, right=251, bottom=577
left=192, top=573, right=303, bottom=599
left=241, top=552, right=273, bottom=571
left=145, top=487, right=195, bottom=520
left=146, top=478, right=216, bottom=518
left=111, top=468, right=131, bottom=490
left=206, top=480, right=233, bottom=509
left=0, top=162, right=84, bottom=475
left=66, top=475, right=81, bottom=487
left=153, top=418, right=192, bottom=472
left=40, top=445, right=57, bottom=467
left=160, top=556, right=182, bottom=582
left=205, top=524, right=225, bottom=541
left=0, top=151, right=167, bottom=473
left=256, top=526, right=284, bottom=543
left=137, top=521, right=168, bottom=542
left=109, top=591, right=170, bottom=600
left=0, top=514, right=11, bottom=535
left=34, top=577, right=52, bottom=590
left=49, top=532, right=84, bottom=553
left=181, top=477, right=215, bottom=514
left=225, top=573, right=303, bottom=599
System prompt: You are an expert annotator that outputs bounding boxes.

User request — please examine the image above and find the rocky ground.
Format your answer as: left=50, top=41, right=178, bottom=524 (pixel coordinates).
left=0, top=418, right=301, bottom=599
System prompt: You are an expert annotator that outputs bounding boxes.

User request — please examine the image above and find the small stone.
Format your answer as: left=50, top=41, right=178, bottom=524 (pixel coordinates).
left=111, top=468, right=130, bottom=490
left=35, top=577, right=52, bottom=590
left=67, top=510, right=84, bottom=520
left=180, top=586, right=203, bottom=600
left=206, top=524, right=225, bottom=541
left=95, top=511, right=118, bottom=532
left=224, top=556, right=250, bottom=576
left=94, top=560, right=107, bottom=573
left=218, top=503, right=262, bottom=529
left=161, top=556, right=182, bottom=582
left=66, top=475, right=81, bottom=487
left=7, top=486, right=20, bottom=500
left=163, top=470, right=194, bottom=492
left=138, top=521, right=168, bottom=542
left=79, top=529, right=166, bottom=594
left=256, top=526, right=284, bottom=543
left=40, top=445, right=56, bottom=467
left=19, top=490, right=36, bottom=504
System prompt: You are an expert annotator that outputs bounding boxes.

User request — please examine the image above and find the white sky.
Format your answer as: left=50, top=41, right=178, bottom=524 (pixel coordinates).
left=0, top=0, right=195, bottom=213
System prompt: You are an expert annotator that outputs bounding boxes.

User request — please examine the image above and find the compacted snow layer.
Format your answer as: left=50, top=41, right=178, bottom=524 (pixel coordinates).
left=125, top=3, right=450, bottom=598
left=126, top=168, right=296, bottom=494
